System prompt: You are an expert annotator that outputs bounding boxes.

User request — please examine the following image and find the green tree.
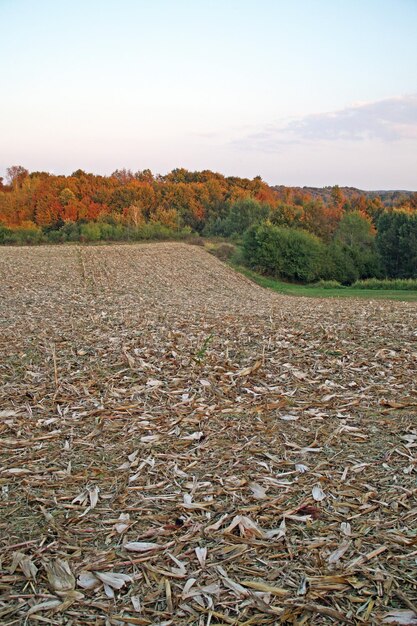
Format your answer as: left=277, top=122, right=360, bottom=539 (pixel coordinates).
left=334, top=211, right=380, bottom=278
left=324, top=243, right=360, bottom=284
left=376, top=211, right=417, bottom=278
left=211, top=197, right=269, bottom=237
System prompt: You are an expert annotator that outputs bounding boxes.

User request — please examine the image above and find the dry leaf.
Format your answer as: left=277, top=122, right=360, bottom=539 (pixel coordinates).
left=124, top=541, right=163, bottom=552
left=45, top=559, right=75, bottom=595
left=195, top=546, right=207, bottom=568
left=26, top=599, right=62, bottom=615
left=88, top=485, right=100, bottom=509
left=131, top=594, right=142, bottom=612
left=182, top=431, right=204, bottom=441
left=223, top=515, right=265, bottom=538
left=78, top=570, right=101, bottom=590
left=146, top=378, right=163, bottom=387
left=0, top=410, right=18, bottom=418
left=328, top=541, right=350, bottom=564
left=140, top=434, right=161, bottom=443
left=10, top=552, right=38, bottom=579
left=78, top=570, right=131, bottom=598
left=114, top=512, right=130, bottom=534
left=266, top=517, right=286, bottom=539
left=236, top=360, right=262, bottom=377
left=312, top=485, right=326, bottom=501
left=123, top=348, right=136, bottom=369
left=382, top=610, right=417, bottom=624
left=249, top=482, right=267, bottom=499
left=94, top=571, right=132, bottom=590
left=241, top=579, right=289, bottom=597
left=217, top=567, right=248, bottom=597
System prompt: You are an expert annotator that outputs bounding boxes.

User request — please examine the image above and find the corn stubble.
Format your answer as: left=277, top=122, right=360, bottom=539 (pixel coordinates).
left=0, top=242, right=416, bottom=624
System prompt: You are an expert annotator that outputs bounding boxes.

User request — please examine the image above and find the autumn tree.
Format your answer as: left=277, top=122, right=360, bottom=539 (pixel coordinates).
left=111, top=169, right=135, bottom=184
left=135, top=169, right=154, bottom=183
left=59, top=188, right=76, bottom=206
left=6, top=165, right=29, bottom=187
left=124, top=204, right=145, bottom=227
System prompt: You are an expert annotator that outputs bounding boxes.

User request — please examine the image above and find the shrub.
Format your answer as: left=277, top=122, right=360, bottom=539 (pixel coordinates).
left=96, top=222, right=118, bottom=240
left=0, top=224, right=44, bottom=245
left=0, top=219, right=195, bottom=245
left=211, top=243, right=236, bottom=261
left=243, top=223, right=325, bottom=283
left=47, top=229, right=65, bottom=243
left=131, top=222, right=181, bottom=240
left=185, top=235, right=205, bottom=246
left=352, top=278, right=417, bottom=290
left=0, top=224, right=11, bottom=243
left=314, top=279, right=345, bottom=289
left=80, top=222, right=102, bottom=241
left=323, top=242, right=360, bottom=285
left=59, top=221, right=81, bottom=242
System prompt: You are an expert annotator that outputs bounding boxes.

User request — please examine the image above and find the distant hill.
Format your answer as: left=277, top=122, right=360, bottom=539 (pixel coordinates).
left=273, top=185, right=415, bottom=207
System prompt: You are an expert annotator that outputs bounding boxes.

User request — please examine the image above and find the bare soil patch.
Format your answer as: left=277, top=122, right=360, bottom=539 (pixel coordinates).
left=1, top=243, right=416, bottom=625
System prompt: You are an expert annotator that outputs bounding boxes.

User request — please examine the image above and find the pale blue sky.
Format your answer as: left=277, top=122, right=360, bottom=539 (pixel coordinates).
left=1, top=0, right=416, bottom=188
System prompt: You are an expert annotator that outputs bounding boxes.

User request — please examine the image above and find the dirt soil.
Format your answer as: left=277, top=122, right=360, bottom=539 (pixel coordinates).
left=0, top=242, right=416, bottom=625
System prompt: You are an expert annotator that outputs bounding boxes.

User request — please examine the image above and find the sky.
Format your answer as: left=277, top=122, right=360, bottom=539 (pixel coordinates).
left=1, top=0, right=416, bottom=189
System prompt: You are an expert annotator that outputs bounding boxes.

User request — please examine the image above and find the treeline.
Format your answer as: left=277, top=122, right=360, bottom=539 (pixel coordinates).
left=0, top=165, right=416, bottom=282
left=0, top=166, right=276, bottom=232
left=274, top=185, right=415, bottom=209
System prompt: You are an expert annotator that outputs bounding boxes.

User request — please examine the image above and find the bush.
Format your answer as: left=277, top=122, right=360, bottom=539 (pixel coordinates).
left=0, top=224, right=11, bottom=243
left=0, top=220, right=193, bottom=245
left=352, top=278, right=417, bottom=290
left=185, top=235, right=205, bottom=246
left=314, top=279, right=345, bottom=289
left=131, top=222, right=190, bottom=241
left=47, top=229, right=65, bottom=243
left=243, top=223, right=325, bottom=283
left=323, top=242, right=360, bottom=285
left=80, top=222, right=102, bottom=241
left=210, top=243, right=236, bottom=261
left=0, top=224, right=44, bottom=245
left=59, top=221, right=81, bottom=242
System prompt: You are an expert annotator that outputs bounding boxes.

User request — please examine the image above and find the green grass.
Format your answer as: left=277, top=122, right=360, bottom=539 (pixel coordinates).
left=231, top=264, right=417, bottom=302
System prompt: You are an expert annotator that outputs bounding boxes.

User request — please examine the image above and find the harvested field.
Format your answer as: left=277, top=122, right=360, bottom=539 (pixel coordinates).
left=1, top=242, right=416, bottom=625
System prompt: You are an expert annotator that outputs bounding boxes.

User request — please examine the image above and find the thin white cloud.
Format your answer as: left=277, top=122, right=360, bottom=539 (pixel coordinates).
left=231, top=95, right=417, bottom=152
